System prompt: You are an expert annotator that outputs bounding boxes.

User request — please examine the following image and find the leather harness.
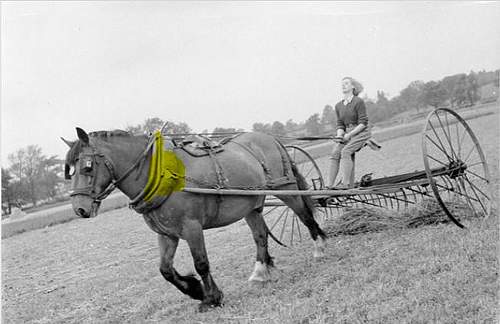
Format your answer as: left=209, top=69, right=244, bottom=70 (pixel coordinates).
left=68, top=132, right=296, bottom=214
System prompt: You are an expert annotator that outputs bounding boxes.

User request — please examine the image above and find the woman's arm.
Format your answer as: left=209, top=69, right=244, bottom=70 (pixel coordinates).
left=344, top=124, right=366, bottom=140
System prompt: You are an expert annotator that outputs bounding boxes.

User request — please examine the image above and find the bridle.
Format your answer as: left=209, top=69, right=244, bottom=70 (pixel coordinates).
left=67, top=137, right=156, bottom=208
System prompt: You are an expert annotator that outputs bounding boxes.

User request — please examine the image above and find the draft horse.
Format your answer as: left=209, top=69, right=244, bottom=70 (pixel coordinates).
left=62, top=128, right=326, bottom=311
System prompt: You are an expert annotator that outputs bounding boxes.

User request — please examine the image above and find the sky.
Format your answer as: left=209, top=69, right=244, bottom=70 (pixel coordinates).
left=1, top=1, right=499, bottom=165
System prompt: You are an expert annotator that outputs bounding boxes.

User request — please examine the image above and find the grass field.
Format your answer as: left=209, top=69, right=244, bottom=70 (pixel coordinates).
left=2, top=112, right=499, bottom=323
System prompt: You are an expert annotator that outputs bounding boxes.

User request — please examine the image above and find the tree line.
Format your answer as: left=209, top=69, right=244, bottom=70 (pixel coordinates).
left=2, top=146, right=64, bottom=214
left=251, top=69, right=499, bottom=136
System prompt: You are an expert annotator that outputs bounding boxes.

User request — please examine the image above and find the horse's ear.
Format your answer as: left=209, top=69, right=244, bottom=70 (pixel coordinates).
left=76, top=127, right=89, bottom=144
left=60, top=137, right=75, bottom=148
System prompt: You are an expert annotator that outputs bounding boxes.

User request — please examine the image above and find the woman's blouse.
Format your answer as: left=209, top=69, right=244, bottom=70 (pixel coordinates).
left=335, top=96, right=369, bottom=131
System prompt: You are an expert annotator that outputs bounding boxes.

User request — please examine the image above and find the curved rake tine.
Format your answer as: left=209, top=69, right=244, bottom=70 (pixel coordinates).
left=435, top=183, right=480, bottom=203
left=441, top=175, right=456, bottom=203
left=401, top=188, right=409, bottom=208
left=381, top=194, right=389, bottom=208
left=414, top=186, right=420, bottom=203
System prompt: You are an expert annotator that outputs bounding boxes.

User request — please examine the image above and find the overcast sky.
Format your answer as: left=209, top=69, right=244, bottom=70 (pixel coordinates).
left=2, top=1, right=499, bottom=165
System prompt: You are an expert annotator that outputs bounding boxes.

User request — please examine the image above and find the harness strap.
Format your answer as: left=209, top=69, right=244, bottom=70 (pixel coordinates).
left=94, top=138, right=156, bottom=202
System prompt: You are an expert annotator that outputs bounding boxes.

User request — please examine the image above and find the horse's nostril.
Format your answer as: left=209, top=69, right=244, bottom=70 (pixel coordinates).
left=77, top=208, right=89, bottom=218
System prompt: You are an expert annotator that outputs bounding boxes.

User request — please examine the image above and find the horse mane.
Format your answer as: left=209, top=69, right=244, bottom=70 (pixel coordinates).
left=88, top=129, right=131, bottom=138
left=65, top=129, right=133, bottom=165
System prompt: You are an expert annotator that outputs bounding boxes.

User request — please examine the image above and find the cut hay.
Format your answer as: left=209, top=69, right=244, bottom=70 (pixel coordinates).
left=324, top=198, right=475, bottom=236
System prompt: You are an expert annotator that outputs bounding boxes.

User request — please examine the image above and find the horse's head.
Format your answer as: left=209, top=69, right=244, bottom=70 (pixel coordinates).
left=62, top=127, right=115, bottom=218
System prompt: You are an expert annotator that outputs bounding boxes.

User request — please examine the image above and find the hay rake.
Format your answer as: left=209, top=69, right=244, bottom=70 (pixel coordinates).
left=184, top=108, right=493, bottom=246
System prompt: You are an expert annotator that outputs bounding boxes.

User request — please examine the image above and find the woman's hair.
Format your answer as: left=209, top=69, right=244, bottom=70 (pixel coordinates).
left=342, top=77, right=364, bottom=96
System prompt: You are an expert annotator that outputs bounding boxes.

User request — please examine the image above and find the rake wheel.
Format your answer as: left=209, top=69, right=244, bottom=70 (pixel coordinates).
left=422, top=108, right=493, bottom=228
left=264, top=145, right=325, bottom=246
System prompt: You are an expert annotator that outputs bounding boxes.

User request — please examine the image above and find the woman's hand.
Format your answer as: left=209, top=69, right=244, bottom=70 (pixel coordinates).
left=343, top=133, right=352, bottom=142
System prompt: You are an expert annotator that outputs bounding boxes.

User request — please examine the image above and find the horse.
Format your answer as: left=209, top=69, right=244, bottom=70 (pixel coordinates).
left=62, top=127, right=327, bottom=311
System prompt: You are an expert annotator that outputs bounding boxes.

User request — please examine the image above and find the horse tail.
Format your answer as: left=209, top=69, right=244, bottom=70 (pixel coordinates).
left=265, top=222, right=287, bottom=247
left=289, top=154, right=327, bottom=241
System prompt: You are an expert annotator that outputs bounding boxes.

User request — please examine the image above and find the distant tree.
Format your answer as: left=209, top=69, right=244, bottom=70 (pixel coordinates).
left=2, top=168, right=13, bottom=214
left=376, top=91, right=390, bottom=107
left=285, top=119, right=299, bottom=133
left=23, top=145, right=43, bottom=206
left=466, top=71, right=480, bottom=106
left=399, top=80, right=425, bottom=112
left=38, top=155, right=63, bottom=200
left=271, top=121, right=286, bottom=136
left=8, top=145, right=44, bottom=206
left=126, top=118, right=191, bottom=134
left=212, top=127, right=243, bottom=133
left=8, top=149, right=25, bottom=182
left=252, top=122, right=272, bottom=133
left=320, top=105, right=336, bottom=127
left=422, top=81, right=447, bottom=108
left=451, top=74, right=470, bottom=107
left=164, top=121, right=191, bottom=134
left=477, top=69, right=500, bottom=86
left=6, top=146, right=65, bottom=208
left=441, top=74, right=463, bottom=107
left=305, top=113, right=321, bottom=135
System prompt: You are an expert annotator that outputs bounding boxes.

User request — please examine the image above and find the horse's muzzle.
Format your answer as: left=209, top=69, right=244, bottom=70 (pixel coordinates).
left=75, top=202, right=100, bottom=218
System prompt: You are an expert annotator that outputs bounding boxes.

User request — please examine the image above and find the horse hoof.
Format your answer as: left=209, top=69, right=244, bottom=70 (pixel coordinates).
left=198, top=302, right=223, bottom=312
left=248, top=261, right=271, bottom=282
left=313, top=252, right=325, bottom=260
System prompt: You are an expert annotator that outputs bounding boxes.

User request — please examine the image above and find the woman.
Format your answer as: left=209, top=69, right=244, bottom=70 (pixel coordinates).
left=328, top=77, right=371, bottom=188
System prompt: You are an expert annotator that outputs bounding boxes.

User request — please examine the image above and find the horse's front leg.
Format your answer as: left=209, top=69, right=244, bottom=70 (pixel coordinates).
left=158, top=234, right=204, bottom=301
left=183, top=221, right=224, bottom=312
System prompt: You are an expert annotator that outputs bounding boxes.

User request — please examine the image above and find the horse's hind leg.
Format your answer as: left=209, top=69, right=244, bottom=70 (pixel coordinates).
left=183, top=221, right=224, bottom=312
left=158, top=234, right=205, bottom=301
left=278, top=195, right=327, bottom=258
left=245, top=208, right=274, bottom=282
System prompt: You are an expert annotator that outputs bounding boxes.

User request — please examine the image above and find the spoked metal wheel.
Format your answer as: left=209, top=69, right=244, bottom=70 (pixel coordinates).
left=422, top=108, right=493, bottom=228
left=263, top=145, right=325, bottom=246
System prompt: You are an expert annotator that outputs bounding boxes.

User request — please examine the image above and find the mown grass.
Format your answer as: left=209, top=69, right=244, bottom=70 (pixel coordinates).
left=2, top=110, right=499, bottom=323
